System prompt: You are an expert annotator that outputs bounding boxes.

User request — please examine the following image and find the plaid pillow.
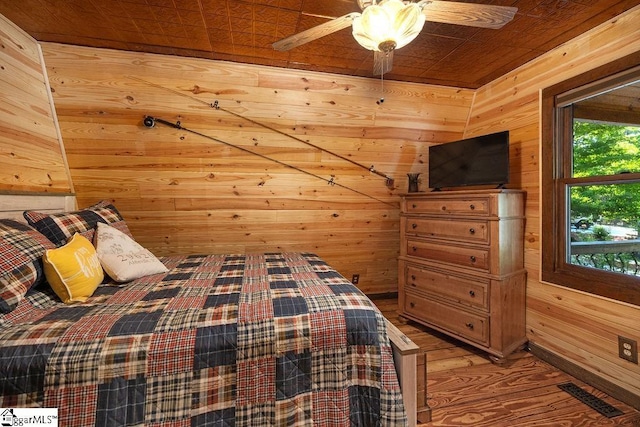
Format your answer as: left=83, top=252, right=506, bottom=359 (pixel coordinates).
left=0, top=219, right=55, bottom=314
left=24, top=200, right=134, bottom=247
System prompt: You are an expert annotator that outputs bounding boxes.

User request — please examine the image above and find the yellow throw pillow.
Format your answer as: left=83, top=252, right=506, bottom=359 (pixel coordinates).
left=43, top=233, right=104, bottom=304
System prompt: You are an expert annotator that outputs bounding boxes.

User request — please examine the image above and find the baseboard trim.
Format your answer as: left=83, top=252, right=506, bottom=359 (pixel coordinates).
left=529, top=342, right=640, bottom=411
left=368, top=291, right=399, bottom=300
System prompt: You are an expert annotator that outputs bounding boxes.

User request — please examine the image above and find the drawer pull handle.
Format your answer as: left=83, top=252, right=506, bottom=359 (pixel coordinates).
left=410, top=302, right=415, bottom=308
left=441, top=206, right=447, bottom=211
left=469, top=290, right=475, bottom=297
left=470, top=204, right=475, bottom=210
left=412, top=246, right=417, bottom=252
left=412, top=223, right=418, bottom=229
left=470, top=256, right=476, bottom=263
left=465, top=322, right=474, bottom=330
left=411, top=275, right=416, bottom=281
left=412, top=204, right=417, bottom=209
left=469, top=228, right=475, bottom=234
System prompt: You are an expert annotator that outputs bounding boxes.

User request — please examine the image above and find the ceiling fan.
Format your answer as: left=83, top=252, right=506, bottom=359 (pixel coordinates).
left=272, top=0, right=518, bottom=76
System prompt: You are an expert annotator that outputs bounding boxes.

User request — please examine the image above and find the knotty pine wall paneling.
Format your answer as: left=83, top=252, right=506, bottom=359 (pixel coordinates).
left=41, top=43, right=474, bottom=294
left=0, top=13, right=72, bottom=193
left=465, top=6, right=640, bottom=404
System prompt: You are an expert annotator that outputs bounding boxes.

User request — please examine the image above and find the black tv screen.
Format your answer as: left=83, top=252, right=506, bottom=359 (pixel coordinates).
left=428, top=131, right=509, bottom=190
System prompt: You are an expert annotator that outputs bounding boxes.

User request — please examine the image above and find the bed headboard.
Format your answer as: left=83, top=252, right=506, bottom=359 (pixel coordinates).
left=0, top=193, right=76, bottom=221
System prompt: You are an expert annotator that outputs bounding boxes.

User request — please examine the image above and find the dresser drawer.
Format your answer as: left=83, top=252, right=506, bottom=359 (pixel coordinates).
left=405, top=217, right=489, bottom=244
left=407, top=239, right=489, bottom=271
left=405, top=265, right=489, bottom=310
left=404, top=293, right=489, bottom=345
left=405, top=197, right=490, bottom=216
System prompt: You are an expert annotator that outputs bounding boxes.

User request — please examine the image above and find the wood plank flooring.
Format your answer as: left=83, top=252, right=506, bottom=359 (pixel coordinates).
left=374, top=297, right=640, bottom=427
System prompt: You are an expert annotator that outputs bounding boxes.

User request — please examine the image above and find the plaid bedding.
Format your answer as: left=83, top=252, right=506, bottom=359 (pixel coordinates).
left=0, top=252, right=407, bottom=426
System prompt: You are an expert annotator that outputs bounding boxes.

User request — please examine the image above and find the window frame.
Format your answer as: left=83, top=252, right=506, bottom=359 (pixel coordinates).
left=541, top=52, right=640, bottom=306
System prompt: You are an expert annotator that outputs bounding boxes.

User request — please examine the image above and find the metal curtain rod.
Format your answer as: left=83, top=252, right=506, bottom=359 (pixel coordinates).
left=128, top=75, right=395, bottom=188
left=142, top=116, right=396, bottom=208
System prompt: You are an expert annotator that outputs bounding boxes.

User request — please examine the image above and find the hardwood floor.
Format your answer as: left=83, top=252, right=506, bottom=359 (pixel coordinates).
left=374, top=297, right=640, bottom=427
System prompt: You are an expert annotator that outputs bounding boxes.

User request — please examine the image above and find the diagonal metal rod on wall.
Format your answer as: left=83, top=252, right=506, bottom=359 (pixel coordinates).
left=128, top=76, right=395, bottom=188
left=143, top=115, right=396, bottom=208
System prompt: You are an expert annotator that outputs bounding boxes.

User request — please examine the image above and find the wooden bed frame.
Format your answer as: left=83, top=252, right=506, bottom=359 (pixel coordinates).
left=386, top=319, right=431, bottom=425
left=0, top=192, right=427, bottom=426
left=0, top=192, right=76, bottom=222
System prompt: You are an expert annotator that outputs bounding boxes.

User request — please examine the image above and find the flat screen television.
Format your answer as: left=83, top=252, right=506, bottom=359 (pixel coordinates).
left=428, top=131, right=509, bottom=190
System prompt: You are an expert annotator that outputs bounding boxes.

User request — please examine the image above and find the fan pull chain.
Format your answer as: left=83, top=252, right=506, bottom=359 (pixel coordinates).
left=377, top=70, right=385, bottom=105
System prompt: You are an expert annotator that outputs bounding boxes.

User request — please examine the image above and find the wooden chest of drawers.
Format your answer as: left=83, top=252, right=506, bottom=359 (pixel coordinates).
left=399, top=189, right=527, bottom=361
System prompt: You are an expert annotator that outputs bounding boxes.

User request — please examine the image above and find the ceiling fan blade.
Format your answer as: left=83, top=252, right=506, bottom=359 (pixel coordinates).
left=272, top=13, right=360, bottom=52
left=373, top=50, right=394, bottom=76
left=420, top=1, right=517, bottom=29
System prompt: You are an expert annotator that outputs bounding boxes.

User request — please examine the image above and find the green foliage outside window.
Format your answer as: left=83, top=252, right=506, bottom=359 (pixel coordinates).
left=571, top=121, right=640, bottom=228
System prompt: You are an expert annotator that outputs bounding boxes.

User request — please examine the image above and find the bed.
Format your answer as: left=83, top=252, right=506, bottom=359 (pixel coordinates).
left=0, top=194, right=410, bottom=426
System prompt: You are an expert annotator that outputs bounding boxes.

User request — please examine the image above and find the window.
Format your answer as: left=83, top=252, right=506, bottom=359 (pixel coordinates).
left=542, top=52, right=640, bottom=306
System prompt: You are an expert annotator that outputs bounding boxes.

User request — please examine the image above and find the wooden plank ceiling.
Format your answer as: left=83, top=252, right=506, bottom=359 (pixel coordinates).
left=0, top=0, right=639, bottom=89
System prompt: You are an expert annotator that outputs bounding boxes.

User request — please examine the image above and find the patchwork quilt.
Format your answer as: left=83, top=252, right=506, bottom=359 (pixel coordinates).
left=0, top=252, right=407, bottom=426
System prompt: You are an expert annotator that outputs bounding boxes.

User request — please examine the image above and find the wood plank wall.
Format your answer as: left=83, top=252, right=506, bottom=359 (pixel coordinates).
left=3, top=4, right=638, bottom=403
left=465, top=6, right=640, bottom=402
left=40, top=43, right=474, bottom=294
left=0, top=14, right=71, bottom=193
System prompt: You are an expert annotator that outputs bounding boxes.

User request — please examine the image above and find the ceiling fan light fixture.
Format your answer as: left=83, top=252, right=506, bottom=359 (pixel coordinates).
left=352, top=0, right=426, bottom=52
left=379, top=40, right=397, bottom=53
